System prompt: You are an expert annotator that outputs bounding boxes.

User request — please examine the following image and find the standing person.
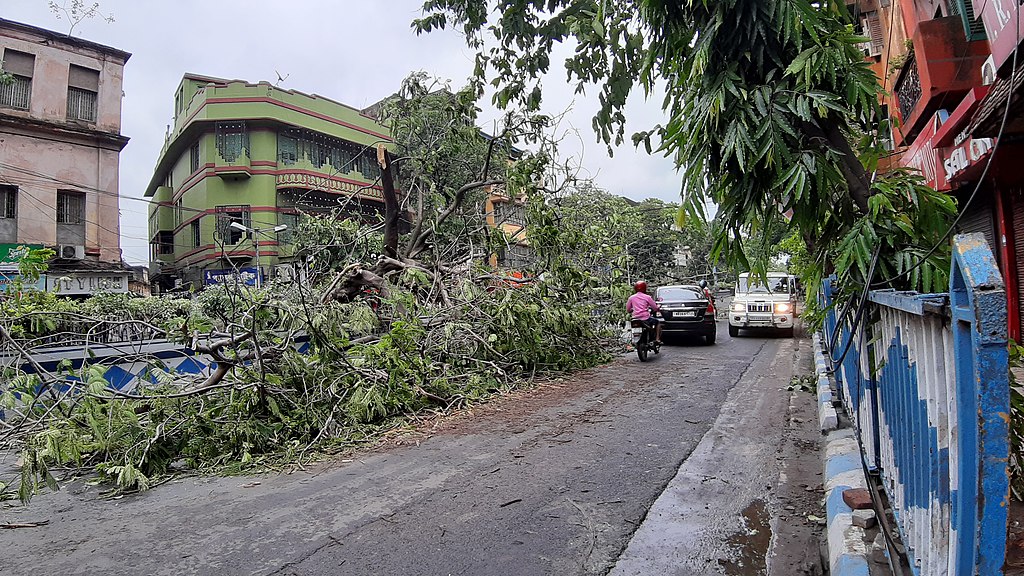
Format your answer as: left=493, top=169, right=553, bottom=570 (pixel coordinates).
left=627, top=281, right=662, bottom=344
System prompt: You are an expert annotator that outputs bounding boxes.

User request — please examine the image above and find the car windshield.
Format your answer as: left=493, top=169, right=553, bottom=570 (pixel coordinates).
left=657, top=287, right=704, bottom=301
left=738, top=276, right=790, bottom=295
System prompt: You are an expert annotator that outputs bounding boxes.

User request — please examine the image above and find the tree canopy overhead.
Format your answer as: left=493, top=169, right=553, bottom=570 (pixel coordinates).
left=415, top=0, right=957, bottom=296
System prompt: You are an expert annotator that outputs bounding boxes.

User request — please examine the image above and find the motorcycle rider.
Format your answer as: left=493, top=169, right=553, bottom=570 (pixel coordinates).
left=627, top=280, right=662, bottom=344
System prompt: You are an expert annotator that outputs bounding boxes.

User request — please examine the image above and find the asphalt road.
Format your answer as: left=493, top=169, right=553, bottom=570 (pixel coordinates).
left=0, top=323, right=823, bottom=576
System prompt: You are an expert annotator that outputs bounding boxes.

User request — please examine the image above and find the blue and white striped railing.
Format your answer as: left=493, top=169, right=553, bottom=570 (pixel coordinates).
left=821, top=233, right=1010, bottom=575
left=0, top=335, right=312, bottom=421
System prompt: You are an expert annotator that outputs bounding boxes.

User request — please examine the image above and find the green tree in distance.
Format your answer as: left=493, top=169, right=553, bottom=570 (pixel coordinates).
left=415, top=0, right=958, bottom=301
left=543, top=189, right=681, bottom=284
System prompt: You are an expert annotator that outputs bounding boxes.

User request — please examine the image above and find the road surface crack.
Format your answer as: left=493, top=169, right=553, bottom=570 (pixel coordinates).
left=264, top=534, right=346, bottom=575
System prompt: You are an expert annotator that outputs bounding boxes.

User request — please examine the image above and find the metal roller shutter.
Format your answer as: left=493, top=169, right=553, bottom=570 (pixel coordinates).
left=957, top=193, right=997, bottom=256
left=1012, top=193, right=1024, bottom=339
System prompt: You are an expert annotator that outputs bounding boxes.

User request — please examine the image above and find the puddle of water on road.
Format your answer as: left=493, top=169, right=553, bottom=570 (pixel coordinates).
left=718, top=499, right=771, bottom=576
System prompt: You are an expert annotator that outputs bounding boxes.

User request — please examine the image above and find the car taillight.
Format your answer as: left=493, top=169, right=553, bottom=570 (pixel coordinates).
left=706, top=301, right=715, bottom=314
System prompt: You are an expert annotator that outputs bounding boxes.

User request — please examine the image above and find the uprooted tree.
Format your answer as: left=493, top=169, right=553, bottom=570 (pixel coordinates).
left=0, top=74, right=639, bottom=501
left=414, top=0, right=958, bottom=299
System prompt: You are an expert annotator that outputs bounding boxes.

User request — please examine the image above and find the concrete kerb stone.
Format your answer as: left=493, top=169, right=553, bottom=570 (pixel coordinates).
left=814, top=334, right=839, bottom=433
left=815, top=332, right=871, bottom=576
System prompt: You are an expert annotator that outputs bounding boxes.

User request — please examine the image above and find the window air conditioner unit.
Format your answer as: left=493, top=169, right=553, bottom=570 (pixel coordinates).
left=58, top=244, right=85, bottom=260
left=982, top=55, right=997, bottom=86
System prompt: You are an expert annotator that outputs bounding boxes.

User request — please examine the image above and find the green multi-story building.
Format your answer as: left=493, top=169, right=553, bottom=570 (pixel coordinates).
left=145, top=74, right=391, bottom=291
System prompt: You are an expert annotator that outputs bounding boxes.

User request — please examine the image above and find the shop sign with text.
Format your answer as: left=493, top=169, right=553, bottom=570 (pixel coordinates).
left=0, top=271, right=46, bottom=292
left=942, top=133, right=995, bottom=183
left=0, top=243, right=44, bottom=269
left=47, top=272, right=129, bottom=295
left=204, top=267, right=260, bottom=286
left=902, top=113, right=947, bottom=191
left=981, top=0, right=1024, bottom=70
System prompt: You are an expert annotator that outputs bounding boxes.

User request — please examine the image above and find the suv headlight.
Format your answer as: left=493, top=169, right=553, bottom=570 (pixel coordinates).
left=731, top=302, right=745, bottom=312
left=774, top=302, right=792, bottom=314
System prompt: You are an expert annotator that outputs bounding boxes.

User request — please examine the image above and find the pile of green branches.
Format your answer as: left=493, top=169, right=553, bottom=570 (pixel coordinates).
left=0, top=240, right=615, bottom=502
left=0, top=72, right=653, bottom=502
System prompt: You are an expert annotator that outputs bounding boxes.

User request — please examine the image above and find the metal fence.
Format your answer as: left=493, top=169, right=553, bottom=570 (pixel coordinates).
left=821, top=234, right=1010, bottom=574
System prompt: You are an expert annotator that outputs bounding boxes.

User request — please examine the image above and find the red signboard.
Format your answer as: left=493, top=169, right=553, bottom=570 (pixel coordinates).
left=935, top=87, right=995, bottom=187
left=902, top=87, right=995, bottom=192
left=980, top=0, right=1024, bottom=70
left=903, top=111, right=948, bottom=191
left=941, top=137, right=995, bottom=184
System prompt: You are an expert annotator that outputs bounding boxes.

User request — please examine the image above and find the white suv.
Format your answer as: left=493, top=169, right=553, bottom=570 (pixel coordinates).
left=728, top=272, right=796, bottom=338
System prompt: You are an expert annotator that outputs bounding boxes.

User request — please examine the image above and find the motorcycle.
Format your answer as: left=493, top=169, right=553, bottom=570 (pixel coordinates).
left=630, top=319, right=661, bottom=362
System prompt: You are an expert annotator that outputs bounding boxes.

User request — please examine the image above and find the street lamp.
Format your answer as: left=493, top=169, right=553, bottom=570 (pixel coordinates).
left=229, top=222, right=288, bottom=289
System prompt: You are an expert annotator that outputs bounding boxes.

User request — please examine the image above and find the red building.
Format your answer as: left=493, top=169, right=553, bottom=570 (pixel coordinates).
left=857, top=0, right=1024, bottom=341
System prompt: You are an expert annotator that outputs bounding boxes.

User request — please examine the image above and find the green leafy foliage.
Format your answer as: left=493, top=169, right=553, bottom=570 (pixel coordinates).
left=533, top=188, right=683, bottom=285
left=0, top=76, right=631, bottom=503
left=1008, top=342, right=1024, bottom=500
left=415, top=0, right=958, bottom=317
left=4, top=258, right=615, bottom=502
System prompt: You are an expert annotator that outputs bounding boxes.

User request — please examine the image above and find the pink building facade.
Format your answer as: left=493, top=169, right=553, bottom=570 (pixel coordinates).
left=0, top=18, right=129, bottom=281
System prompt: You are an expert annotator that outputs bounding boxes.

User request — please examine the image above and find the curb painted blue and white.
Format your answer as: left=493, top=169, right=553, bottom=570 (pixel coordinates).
left=814, top=334, right=839, bottom=433
left=814, top=333, right=875, bottom=576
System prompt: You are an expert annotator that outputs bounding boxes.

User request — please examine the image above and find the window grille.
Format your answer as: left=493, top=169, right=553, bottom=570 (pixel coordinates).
left=0, top=76, right=31, bottom=110
left=1, top=50, right=33, bottom=110
left=895, top=55, right=922, bottom=123
left=277, top=128, right=374, bottom=177
left=66, top=87, right=97, bottom=122
left=501, top=244, right=533, bottom=268
left=56, top=191, right=84, bottom=224
left=280, top=212, right=300, bottom=244
left=216, top=122, right=248, bottom=163
left=508, top=204, right=526, bottom=226
left=66, top=64, right=99, bottom=122
left=493, top=202, right=526, bottom=226
left=215, top=205, right=251, bottom=245
left=190, top=142, right=201, bottom=173
left=191, top=220, right=201, bottom=247
left=0, top=186, right=15, bottom=219
left=278, top=133, right=298, bottom=165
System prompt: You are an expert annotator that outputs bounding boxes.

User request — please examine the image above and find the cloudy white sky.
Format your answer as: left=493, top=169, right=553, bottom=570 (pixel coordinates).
left=4, top=0, right=682, bottom=264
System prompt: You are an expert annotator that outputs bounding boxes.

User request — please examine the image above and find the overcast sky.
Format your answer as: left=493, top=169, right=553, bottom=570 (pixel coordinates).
left=4, top=0, right=681, bottom=265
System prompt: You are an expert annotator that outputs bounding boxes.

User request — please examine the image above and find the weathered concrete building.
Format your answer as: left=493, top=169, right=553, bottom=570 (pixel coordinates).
left=0, top=18, right=130, bottom=294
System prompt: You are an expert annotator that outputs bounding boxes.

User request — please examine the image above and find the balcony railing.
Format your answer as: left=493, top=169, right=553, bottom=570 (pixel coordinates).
left=895, top=54, right=922, bottom=125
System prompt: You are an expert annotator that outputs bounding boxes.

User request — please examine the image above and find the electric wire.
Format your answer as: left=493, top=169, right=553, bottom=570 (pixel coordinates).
left=0, top=158, right=389, bottom=251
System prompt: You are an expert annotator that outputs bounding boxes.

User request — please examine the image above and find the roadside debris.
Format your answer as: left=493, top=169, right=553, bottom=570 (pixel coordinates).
left=1, top=520, right=49, bottom=529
